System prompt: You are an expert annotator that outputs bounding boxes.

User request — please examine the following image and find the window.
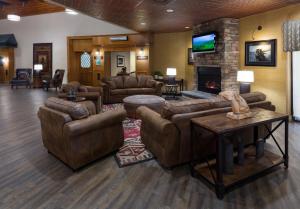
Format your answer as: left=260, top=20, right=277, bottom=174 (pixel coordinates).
left=80, top=52, right=91, bottom=68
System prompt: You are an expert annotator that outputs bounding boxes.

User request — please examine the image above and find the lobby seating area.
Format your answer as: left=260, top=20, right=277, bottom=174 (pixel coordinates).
left=1, top=0, right=300, bottom=208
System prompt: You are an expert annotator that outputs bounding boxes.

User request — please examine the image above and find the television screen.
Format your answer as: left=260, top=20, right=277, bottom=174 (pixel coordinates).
left=192, top=32, right=217, bottom=53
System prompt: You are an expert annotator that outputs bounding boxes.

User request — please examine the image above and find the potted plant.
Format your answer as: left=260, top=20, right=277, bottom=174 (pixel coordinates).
left=153, top=71, right=164, bottom=79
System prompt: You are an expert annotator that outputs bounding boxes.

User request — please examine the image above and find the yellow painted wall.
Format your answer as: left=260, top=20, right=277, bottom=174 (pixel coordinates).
left=152, top=31, right=194, bottom=90
left=239, top=4, right=300, bottom=113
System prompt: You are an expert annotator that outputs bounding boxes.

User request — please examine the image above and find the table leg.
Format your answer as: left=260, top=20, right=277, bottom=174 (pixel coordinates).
left=284, top=119, right=289, bottom=168
left=216, top=134, right=225, bottom=199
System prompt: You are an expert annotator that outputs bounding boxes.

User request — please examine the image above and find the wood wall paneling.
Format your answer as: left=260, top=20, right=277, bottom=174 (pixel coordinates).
left=0, top=48, right=15, bottom=83
left=68, top=34, right=151, bottom=85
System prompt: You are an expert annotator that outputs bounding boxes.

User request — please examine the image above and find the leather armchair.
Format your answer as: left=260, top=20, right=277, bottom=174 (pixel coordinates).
left=38, top=97, right=126, bottom=170
left=42, top=69, right=65, bottom=91
left=58, top=81, right=103, bottom=113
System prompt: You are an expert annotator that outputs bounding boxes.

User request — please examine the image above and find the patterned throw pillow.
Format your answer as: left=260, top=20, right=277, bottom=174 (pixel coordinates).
left=18, top=72, right=29, bottom=80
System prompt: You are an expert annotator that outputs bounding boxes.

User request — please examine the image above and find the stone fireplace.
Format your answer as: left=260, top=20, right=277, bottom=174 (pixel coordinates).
left=197, top=66, right=221, bottom=94
left=192, top=18, right=240, bottom=93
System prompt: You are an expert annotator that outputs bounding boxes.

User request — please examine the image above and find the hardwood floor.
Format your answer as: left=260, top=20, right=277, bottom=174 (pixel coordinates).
left=0, top=85, right=300, bottom=209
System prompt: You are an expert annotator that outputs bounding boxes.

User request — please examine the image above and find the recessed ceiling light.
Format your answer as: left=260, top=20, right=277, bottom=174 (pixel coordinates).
left=65, top=8, right=78, bottom=15
left=7, top=14, right=21, bottom=22
left=185, top=26, right=190, bottom=29
left=141, top=22, right=146, bottom=25
left=166, top=9, right=174, bottom=13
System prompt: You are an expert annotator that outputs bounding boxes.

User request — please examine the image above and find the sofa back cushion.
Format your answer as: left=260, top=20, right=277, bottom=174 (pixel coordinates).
left=61, top=81, right=81, bottom=93
left=111, top=76, right=124, bottom=89
left=162, top=99, right=212, bottom=120
left=45, top=97, right=89, bottom=120
left=124, top=76, right=138, bottom=88
left=137, top=75, right=154, bottom=88
left=241, top=92, right=266, bottom=103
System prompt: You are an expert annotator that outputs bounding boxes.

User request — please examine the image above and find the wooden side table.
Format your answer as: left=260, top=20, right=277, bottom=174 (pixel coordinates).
left=32, top=75, right=42, bottom=88
left=190, top=108, right=289, bottom=199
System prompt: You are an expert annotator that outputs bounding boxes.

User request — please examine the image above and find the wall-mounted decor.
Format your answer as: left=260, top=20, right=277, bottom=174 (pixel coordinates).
left=137, top=55, right=148, bottom=60
left=95, top=56, right=101, bottom=66
left=188, top=48, right=194, bottom=65
left=33, top=43, right=52, bottom=76
left=117, top=55, right=125, bottom=67
left=80, top=52, right=91, bottom=68
left=245, top=39, right=276, bottom=67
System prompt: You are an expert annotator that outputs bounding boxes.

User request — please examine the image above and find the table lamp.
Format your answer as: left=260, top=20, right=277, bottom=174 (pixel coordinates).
left=34, top=64, right=43, bottom=75
left=237, top=70, right=254, bottom=94
left=166, top=67, right=176, bottom=84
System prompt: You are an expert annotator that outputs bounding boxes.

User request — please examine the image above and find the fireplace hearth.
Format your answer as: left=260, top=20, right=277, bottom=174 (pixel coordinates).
left=197, top=66, right=221, bottom=94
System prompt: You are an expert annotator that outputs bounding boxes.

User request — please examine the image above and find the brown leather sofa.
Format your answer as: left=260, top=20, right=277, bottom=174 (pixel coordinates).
left=58, top=81, right=103, bottom=113
left=137, top=92, right=276, bottom=168
left=38, top=97, right=126, bottom=170
left=101, top=75, right=163, bottom=104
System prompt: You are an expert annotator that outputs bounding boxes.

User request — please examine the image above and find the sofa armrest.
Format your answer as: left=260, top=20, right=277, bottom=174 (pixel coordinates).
left=137, top=106, right=174, bottom=134
left=85, top=86, right=103, bottom=94
left=63, top=109, right=126, bottom=137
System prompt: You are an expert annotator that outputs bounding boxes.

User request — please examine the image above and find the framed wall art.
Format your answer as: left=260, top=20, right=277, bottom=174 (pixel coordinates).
left=245, top=39, right=276, bottom=67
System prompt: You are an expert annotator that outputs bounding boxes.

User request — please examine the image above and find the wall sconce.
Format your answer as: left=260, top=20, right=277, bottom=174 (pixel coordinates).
left=252, top=25, right=262, bottom=40
left=2, top=57, right=9, bottom=65
left=95, top=49, right=101, bottom=56
left=139, top=48, right=145, bottom=56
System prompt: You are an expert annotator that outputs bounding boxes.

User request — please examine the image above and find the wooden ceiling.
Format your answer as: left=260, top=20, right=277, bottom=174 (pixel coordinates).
left=0, top=0, right=64, bottom=20
left=48, top=0, right=300, bottom=33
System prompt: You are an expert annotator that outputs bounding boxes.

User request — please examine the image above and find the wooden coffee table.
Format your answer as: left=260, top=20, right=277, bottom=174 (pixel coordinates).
left=190, top=108, right=289, bottom=199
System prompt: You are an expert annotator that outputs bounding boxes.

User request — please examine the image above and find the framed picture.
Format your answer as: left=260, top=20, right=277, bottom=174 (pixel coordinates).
left=245, top=39, right=276, bottom=66
left=188, top=48, right=194, bottom=65
left=117, top=55, right=125, bottom=67
left=95, top=56, right=101, bottom=66
left=33, top=43, right=52, bottom=76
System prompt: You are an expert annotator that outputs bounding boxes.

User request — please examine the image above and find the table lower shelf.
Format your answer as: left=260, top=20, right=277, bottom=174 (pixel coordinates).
left=193, top=147, right=284, bottom=187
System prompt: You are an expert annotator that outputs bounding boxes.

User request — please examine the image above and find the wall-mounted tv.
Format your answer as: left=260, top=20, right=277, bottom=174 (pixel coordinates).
left=192, top=32, right=217, bottom=53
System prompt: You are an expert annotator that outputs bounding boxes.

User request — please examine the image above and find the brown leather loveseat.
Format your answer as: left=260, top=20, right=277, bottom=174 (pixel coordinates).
left=58, top=81, right=103, bottom=113
left=137, top=92, right=275, bottom=168
left=38, top=97, right=126, bottom=170
left=101, top=75, right=163, bottom=104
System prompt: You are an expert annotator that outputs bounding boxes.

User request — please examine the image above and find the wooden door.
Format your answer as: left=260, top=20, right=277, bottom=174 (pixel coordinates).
left=77, top=52, right=93, bottom=86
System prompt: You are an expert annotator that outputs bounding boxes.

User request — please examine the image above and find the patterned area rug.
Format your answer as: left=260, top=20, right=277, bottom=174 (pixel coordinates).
left=102, top=104, right=154, bottom=167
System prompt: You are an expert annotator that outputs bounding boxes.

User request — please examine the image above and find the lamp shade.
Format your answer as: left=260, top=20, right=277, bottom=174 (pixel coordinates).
left=166, top=68, right=177, bottom=76
left=34, top=64, right=43, bottom=71
left=237, top=70, right=254, bottom=83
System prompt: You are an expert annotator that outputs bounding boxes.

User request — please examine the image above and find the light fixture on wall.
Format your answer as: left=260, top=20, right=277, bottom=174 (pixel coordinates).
left=7, top=14, right=21, bottom=21
left=65, top=8, right=78, bottom=15
left=2, top=57, right=9, bottom=65
left=237, top=70, right=254, bottom=94
left=252, top=25, right=262, bottom=40
left=139, top=48, right=145, bottom=56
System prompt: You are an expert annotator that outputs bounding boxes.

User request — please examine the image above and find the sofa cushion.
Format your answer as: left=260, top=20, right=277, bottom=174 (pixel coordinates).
left=241, top=92, right=266, bottom=103
left=124, top=76, right=138, bottom=88
left=161, top=99, right=212, bottom=119
left=111, top=89, right=128, bottom=95
left=137, top=75, right=153, bottom=88
left=45, top=97, right=89, bottom=120
left=111, top=76, right=124, bottom=89
left=146, top=79, right=156, bottom=88
left=78, top=86, right=89, bottom=92
left=127, top=88, right=156, bottom=95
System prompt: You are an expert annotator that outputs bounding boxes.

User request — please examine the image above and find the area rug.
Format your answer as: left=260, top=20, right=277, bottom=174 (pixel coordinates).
left=102, top=104, right=154, bottom=167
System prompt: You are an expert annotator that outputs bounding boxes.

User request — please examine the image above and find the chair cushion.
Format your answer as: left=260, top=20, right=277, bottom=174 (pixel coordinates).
left=18, top=72, right=29, bottom=80
left=124, top=76, right=138, bottom=88
left=161, top=99, right=212, bottom=119
left=45, top=97, right=89, bottom=120
left=111, top=76, right=124, bottom=89
left=111, top=89, right=128, bottom=95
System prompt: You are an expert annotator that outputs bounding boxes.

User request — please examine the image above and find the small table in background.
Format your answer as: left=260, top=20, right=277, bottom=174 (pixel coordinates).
left=165, top=84, right=179, bottom=100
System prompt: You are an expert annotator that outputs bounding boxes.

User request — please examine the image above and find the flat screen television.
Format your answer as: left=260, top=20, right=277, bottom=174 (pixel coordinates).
left=192, top=32, right=217, bottom=53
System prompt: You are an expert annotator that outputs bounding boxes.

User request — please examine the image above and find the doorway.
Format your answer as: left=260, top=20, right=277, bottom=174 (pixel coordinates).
left=292, top=51, right=300, bottom=121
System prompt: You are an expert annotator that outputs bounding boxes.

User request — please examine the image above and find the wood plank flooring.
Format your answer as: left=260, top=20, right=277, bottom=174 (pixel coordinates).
left=0, top=85, right=300, bottom=209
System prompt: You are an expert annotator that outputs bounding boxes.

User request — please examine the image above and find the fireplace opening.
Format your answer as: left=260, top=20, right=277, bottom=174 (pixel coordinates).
left=197, top=66, right=221, bottom=94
